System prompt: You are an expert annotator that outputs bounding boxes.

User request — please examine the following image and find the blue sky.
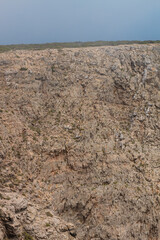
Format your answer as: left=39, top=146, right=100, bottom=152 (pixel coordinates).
left=0, top=0, right=160, bottom=45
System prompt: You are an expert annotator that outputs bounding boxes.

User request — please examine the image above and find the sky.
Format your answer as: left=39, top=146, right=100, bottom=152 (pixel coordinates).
left=0, top=0, right=160, bottom=45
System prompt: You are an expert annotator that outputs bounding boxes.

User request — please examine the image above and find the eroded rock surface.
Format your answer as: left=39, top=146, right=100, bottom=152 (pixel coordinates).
left=0, top=44, right=160, bottom=239
left=0, top=191, right=76, bottom=240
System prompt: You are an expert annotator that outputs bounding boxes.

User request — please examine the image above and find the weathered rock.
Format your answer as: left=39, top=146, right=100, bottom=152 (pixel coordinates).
left=0, top=44, right=160, bottom=239
left=0, top=192, right=76, bottom=240
left=0, top=224, right=5, bottom=240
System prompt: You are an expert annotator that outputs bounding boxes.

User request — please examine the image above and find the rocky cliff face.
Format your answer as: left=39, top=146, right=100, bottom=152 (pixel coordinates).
left=0, top=44, right=160, bottom=240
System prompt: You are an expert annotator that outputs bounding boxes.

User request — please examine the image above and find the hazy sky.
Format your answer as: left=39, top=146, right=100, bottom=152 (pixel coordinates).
left=0, top=0, right=160, bottom=45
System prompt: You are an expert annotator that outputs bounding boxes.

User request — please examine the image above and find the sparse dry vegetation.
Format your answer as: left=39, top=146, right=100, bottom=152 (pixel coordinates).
left=0, top=40, right=160, bottom=53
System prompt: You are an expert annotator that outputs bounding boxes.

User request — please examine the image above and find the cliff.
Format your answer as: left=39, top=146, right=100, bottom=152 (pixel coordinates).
left=0, top=44, right=160, bottom=240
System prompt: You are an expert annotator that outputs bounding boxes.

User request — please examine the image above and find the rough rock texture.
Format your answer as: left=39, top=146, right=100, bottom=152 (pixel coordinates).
left=0, top=44, right=160, bottom=240
left=0, top=191, right=76, bottom=240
